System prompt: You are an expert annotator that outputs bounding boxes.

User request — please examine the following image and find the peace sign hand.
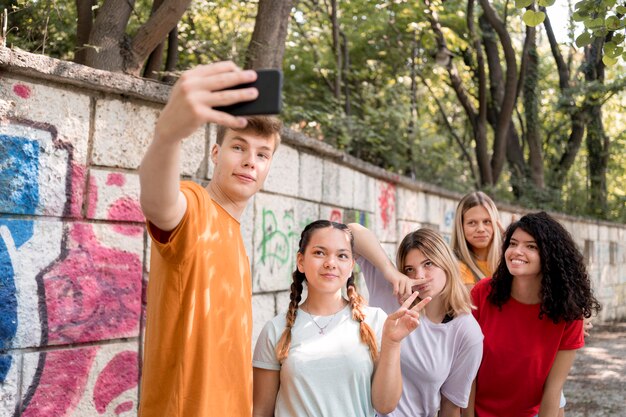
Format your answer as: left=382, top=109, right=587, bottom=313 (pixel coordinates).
left=382, top=292, right=432, bottom=345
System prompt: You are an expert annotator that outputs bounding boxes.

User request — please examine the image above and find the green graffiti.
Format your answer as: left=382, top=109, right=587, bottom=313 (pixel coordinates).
left=259, top=208, right=312, bottom=268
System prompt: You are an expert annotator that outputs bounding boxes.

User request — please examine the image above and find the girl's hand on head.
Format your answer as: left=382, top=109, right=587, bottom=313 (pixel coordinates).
left=382, top=292, right=432, bottom=344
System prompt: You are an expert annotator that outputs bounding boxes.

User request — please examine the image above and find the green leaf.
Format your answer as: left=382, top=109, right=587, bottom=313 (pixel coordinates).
left=523, top=10, right=546, bottom=27
left=617, top=6, right=626, bottom=14
left=601, top=0, right=616, bottom=7
left=538, top=0, right=556, bottom=6
left=585, top=17, right=605, bottom=29
left=572, top=12, right=587, bottom=22
left=575, top=32, right=593, bottom=47
left=515, top=0, right=534, bottom=8
left=606, top=16, right=623, bottom=30
left=613, top=33, right=625, bottom=44
left=602, top=55, right=618, bottom=66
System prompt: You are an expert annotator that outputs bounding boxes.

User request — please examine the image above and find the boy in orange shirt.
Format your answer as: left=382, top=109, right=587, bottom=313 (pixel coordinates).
left=138, top=62, right=281, bottom=417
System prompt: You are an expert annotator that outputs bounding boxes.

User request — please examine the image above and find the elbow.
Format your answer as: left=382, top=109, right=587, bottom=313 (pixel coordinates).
left=373, top=394, right=401, bottom=415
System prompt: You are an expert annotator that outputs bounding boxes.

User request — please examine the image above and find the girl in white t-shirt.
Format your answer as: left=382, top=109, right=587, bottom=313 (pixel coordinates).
left=253, top=220, right=430, bottom=417
left=348, top=224, right=484, bottom=417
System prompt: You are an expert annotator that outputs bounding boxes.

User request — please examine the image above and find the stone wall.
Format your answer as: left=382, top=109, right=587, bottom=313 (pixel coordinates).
left=1, top=47, right=624, bottom=417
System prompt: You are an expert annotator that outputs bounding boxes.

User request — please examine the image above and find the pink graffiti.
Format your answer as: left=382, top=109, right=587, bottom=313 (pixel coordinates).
left=377, top=182, right=396, bottom=230
left=329, top=209, right=342, bottom=223
left=13, top=83, right=31, bottom=99
left=70, top=164, right=87, bottom=218
left=106, top=173, right=126, bottom=186
left=22, top=348, right=97, bottom=417
left=109, top=196, right=145, bottom=226
left=94, top=351, right=138, bottom=414
left=115, top=402, right=134, bottom=414
left=42, top=222, right=142, bottom=345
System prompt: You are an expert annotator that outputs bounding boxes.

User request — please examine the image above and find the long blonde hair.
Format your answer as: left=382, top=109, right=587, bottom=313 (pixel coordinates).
left=396, top=228, right=473, bottom=317
left=451, top=191, right=501, bottom=283
left=275, top=220, right=379, bottom=363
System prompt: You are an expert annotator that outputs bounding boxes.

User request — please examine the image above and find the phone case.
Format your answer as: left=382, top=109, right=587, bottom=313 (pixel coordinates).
left=215, top=69, right=283, bottom=116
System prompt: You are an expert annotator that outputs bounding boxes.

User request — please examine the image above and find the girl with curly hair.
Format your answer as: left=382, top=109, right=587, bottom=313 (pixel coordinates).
left=467, top=212, right=601, bottom=417
left=348, top=224, right=483, bottom=417
left=252, top=220, right=430, bottom=417
left=451, top=191, right=502, bottom=289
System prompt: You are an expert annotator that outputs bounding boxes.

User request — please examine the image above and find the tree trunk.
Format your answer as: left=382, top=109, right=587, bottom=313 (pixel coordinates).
left=83, top=0, right=134, bottom=72
left=162, top=27, right=179, bottom=84
left=331, top=0, right=341, bottom=99
left=74, top=0, right=95, bottom=65
left=143, top=0, right=167, bottom=79
left=522, top=25, right=544, bottom=189
left=584, top=38, right=609, bottom=217
left=245, top=0, right=294, bottom=69
left=478, top=0, right=518, bottom=182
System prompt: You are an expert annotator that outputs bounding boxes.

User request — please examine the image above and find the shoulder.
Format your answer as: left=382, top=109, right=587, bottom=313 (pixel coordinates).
left=471, top=277, right=492, bottom=297
left=363, top=306, right=387, bottom=327
left=452, top=314, right=484, bottom=343
left=179, top=181, right=212, bottom=213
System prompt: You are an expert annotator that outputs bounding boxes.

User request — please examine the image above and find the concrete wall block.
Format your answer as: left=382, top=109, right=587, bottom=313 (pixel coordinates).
left=252, top=193, right=319, bottom=292
left=3, top=220, right=63, bottom=349
left=205, top=123, right=217, bottom=179
left=343, top=209, right=373, bottom=228
left=20, top=342, right=139, bottom=417
left=0, top=78, right=91, bottom=164
left=299, top=152, right=323, bottom=202
left=12, top=221, right=143, bottom=347
left=0, top=353, right=19, bottom=417
left=353, top=171, right=376, bottom=212
left=397, top=188, right=426, bottom=222
left=423, top=194, right=442, bottom=225
left=252, top=293, right=276, bottom=347
left=92, top=99, right=205, bottom=174
left=241, top=195, right=255, bottom=266
left=1, top=120, right=84, bottom=218
left=374, top=180, right=397, bottom=242
left=275, top=291, right=293, bottom=315
left=263, top=145, right=299, bottom=196
left=86, top=169, right=143, bottom=223
left=598, top=225, right=609, bottom=241
left=381, top=243, right=398, bottom=264
left=439, top=198, right=457, bottom=234
left=320, top=205, right=344, bottom=223
left=321, top=161, right=354, bottom=208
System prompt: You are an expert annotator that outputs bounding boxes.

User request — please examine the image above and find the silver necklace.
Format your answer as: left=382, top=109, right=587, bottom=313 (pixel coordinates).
left=303, top=308, right=338, bottom=335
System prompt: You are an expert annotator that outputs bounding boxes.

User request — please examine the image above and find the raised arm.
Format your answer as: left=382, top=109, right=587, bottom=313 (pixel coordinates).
left=139, top=62, right=258, bottom=231
left=347, top=223, right=413, bottom=299
left=538, top=350, right=577, bottom=417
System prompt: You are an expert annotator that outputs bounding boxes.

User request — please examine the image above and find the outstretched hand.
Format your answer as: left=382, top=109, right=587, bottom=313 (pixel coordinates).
left=382, top=292, right=432, bottom=345
left=385, top=268, right=419, bottom=304
left=155, top=61, right=259, bottom=144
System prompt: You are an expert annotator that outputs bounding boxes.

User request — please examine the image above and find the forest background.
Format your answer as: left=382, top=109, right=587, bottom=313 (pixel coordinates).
left=2, top=0, right=625, bottom=221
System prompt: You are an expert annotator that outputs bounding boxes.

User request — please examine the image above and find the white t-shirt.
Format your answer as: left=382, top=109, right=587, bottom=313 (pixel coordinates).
left=358, top=258, right=484, bottom=417
left=253, top=303, right=387, bottom=417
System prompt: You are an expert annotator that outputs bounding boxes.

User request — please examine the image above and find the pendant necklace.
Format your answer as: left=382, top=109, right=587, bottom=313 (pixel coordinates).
left=303, top=308, right=339, bottom=335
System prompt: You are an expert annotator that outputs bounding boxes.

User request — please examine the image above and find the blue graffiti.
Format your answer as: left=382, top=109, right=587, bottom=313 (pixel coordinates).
left=0, top=134, right=40, bottom=383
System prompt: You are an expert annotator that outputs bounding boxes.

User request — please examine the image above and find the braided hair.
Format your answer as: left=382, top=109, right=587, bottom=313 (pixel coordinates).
left=275, top=220, right=378, bottom=362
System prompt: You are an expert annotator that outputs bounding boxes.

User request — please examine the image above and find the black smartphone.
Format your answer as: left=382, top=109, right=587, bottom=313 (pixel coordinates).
left=215, top=69, right=283, bottom=116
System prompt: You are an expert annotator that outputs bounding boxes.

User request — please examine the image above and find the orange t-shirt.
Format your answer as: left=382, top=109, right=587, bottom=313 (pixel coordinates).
left=139, top=181, right=252, bottom=417
left=459, top=259, right=492, bottom=285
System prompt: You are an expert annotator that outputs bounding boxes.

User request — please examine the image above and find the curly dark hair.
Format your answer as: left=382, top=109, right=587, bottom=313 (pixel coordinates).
left=488, top=212, right=601, bottom=323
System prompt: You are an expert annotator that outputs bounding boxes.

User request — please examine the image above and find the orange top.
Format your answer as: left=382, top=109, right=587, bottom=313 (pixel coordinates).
left=139, top=181, right=252, bottom=417
left=459, top=259, right=492, bottom=285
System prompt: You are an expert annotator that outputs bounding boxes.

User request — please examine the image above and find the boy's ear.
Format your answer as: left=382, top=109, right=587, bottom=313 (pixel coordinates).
left=210, top=143, right=220, bottom=164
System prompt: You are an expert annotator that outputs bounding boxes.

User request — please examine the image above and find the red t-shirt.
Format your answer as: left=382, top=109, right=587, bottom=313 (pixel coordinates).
left=471, top=278, right=584, bottom=417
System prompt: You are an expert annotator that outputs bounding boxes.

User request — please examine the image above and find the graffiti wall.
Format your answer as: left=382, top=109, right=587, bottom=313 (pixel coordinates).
left=1, top=48, right=625, bottom=416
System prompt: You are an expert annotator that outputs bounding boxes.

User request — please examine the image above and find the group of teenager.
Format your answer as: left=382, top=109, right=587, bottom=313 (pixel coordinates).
left=136, top=62, right=601, bottom=417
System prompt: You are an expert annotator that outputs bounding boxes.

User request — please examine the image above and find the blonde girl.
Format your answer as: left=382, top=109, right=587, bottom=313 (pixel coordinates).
left=451, top=191, right=502, bottom=288
left=348, top=224, right=483, bottom=417
left=253, top=220, right=430, bottom=417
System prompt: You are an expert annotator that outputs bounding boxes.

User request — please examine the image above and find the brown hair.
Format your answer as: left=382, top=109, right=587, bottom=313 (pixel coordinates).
left=215, top=115, right=282, bottom=149
left=275, top=220, right=379, bottom=363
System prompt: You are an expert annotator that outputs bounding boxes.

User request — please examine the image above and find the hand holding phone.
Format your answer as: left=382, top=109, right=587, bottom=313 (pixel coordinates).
left=214, top=69, right=283, bottom=116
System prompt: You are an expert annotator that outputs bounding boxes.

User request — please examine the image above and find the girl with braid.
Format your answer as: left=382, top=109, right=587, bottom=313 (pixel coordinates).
left=253, top=220, right=431, bottom=417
